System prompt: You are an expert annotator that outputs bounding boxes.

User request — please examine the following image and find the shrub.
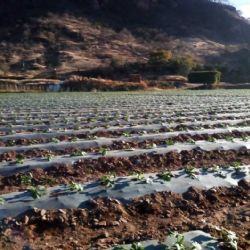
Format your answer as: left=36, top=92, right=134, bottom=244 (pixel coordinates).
left=63, top=76, right=147, bottom=91
left=188, top=71, right=221, bottom=84
left=148, top=50, right=173, bottom=65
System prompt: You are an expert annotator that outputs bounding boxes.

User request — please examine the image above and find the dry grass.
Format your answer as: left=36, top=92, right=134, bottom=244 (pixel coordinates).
left=63, top=76, right=147, bottom=91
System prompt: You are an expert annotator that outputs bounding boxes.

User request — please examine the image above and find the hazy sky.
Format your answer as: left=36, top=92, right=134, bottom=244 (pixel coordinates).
left=230, top=0, right=250, bottom=18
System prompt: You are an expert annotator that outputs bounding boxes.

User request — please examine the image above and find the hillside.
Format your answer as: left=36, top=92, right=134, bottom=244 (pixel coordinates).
left=1, top=0, right=250, bottom=82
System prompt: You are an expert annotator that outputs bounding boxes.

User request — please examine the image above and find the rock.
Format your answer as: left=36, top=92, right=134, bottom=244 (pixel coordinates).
left=94, top=221, right=107, bottom=227
left=24, top=215, right=29, bottom=225
left=40, top=209, right=46, bottom=216
left=110, top=221, right=120, bottom=226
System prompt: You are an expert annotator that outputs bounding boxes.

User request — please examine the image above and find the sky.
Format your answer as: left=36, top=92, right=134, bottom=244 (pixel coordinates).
left=230, top=0, right=250, bottom=18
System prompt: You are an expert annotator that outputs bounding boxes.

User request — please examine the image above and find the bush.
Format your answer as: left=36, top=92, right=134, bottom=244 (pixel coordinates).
left=149, top=50, right=173, bottom=65
left=188, top=71, right=221, bottom=84
left=63, top=76, right=147, bottom=91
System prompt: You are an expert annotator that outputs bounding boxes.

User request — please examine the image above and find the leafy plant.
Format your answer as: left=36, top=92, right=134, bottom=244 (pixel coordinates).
left=131, top=242, right=145, bottom=250
left=158, top=170, right=174, bottom=182
left=212, top=226, right=238, bottom=250
left=122, top=132, right=130, bottom=137
left=165, top=139, right=174, bottom=146
left=16, top=155, right=24, bottom=164
left=0, top=197, right=5, bottom=205
left=99, top=147, right=108, bottom=156
left=185, top=166, right=198, bottom=178
left=70, top=150, right=87, bottom=157
left=46, top=154, right=54, bottom=161
left=29, top=186, right=46, bottom=199
left=231, top=161, right=241, bottom=172
left=241, top=135, right=248, bottom=142
left=71, top=136, right=78, bottom=142
left=207, top=136, right=216, bottom=142
left=165, top=232, right=202, bottom=250
left=51, top=138, right=60, bottom=143
left=131, top=171, right=145, bottom=181
left=20, top=173, right=33, bottom=185
left=68, top=181, right=83, bottom=192
left=187, top=138, right=196, bottom=144
left=146, top=143, right=157, bottom=149
left=100, top=175, right=115, bottom=188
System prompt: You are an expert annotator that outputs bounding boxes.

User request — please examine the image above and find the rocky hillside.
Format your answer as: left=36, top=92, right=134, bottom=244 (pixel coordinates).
left=1, top=0, right=250, bottom=82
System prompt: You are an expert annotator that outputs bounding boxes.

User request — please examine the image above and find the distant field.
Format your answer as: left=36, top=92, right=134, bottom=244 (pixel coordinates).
left=0, top=91, right=249, bottom=249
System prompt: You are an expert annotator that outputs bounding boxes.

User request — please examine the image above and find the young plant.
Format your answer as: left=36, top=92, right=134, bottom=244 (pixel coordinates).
left=241, top=135, right=248, bottom=142
left=165, top=139, right=174, bottom=146
left=187, top=138, right=195, bottom=144
left=131, top=242, right=145, bottom=250
left=207, top=136, right=216, bottom=143
left=99, top=147, right=108, bottom=156
left=16, top=155, right=24, bottom=164
left=29, top=186, right=46, bottom=199
left=0, top=197, right=5, bottom=205
left=70, top=150, right=87, bottom=157
left=131, top=171, right=145, bottom=181
left=68, top=181, right=83, bottom=192
left=46, top=154, right=54, bottom=161
left=146, top=143, right=157, bottom=149
left=71, top=136, right=78, bottom=142
left=122, top=132, right=130, bottom=137
left=51, top=138, right=60, bottom=143
left=231, top=161, right=241, bottom=173
left=185, top=166, right=198, bottom=178
left=166, top=232, right=202, bottom=250
left=20, top=173, right=33, bottom=185
left=100, top=174, right=115, bottom=188
left=213, top=227, right=238, bottom=250
left=158, top=170, right=174, bottom=182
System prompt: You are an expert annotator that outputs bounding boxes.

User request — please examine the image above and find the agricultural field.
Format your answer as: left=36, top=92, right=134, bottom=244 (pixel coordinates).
left=0, top=91, right=249, bottom=250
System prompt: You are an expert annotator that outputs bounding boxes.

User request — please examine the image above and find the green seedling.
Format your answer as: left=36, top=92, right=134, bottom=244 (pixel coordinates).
left=99, top=147, right=108, bottom=156
left=70, top=150, right=87, bottom=157
left=165, top=139, right=174, bottom=146
left=139, top=131, right=147, bottom=136
left=29, top=186, right=46, bottom=199
left=46, top=154, right=54, bottom=161
left=209, top=164, right=220, bottom=173
left=100, top=175, right=115, bottom=188
left=0, top=197, right=5, bottom=205
left=241, top=135, right=248, bottom=142
left=187, top=138, right=195, bottom=144
left=231, top=161, right=241, bottom=172
left=212, top=226, right=238, bottom=250
left=166, top=232, right=202, bottom=250
left=225, top=136, right=234, bottom=142
left=71, top=136, right=78, bottom=142
left=158, top=170, right=174, bottom=182
left=16, top=155, right=24, bottom=164
left=51, top=138, right=60, bottom=143
left=122, top=132, right=130, bottom=137
left=8, top=130, right=16, bottom=135
left=146, top=143, right=157, bottom=149
left=68, top=181, right=83, bottom=192
left=20, top=173, right=33, bottom=185
left=7, top=140, right=15, bottom=146
left=185, top=166, right=198, bottom=178
left=207, top=136, right=216, bottom=142
left=131, top=171, right=145, bottom=181
left=87, top=135, right=98, bottom=140
left=131, top=242, right=145, bottom=250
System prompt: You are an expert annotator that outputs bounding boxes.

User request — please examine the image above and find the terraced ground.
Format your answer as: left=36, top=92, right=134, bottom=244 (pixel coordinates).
left=0, top=91, right=249, bottom=250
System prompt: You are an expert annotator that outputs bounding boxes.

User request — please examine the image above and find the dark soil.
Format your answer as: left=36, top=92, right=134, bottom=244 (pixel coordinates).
left=0, top=147, right=249, bottom=194
left=0, top=184, right=249, bottom=250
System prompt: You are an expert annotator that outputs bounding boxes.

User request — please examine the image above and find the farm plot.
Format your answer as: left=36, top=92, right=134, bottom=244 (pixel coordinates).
left=0, top=91, right=249, bottom=250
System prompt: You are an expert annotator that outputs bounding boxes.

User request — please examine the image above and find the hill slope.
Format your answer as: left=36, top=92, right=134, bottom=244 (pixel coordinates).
left=0, top=0, right=250, bottom=82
